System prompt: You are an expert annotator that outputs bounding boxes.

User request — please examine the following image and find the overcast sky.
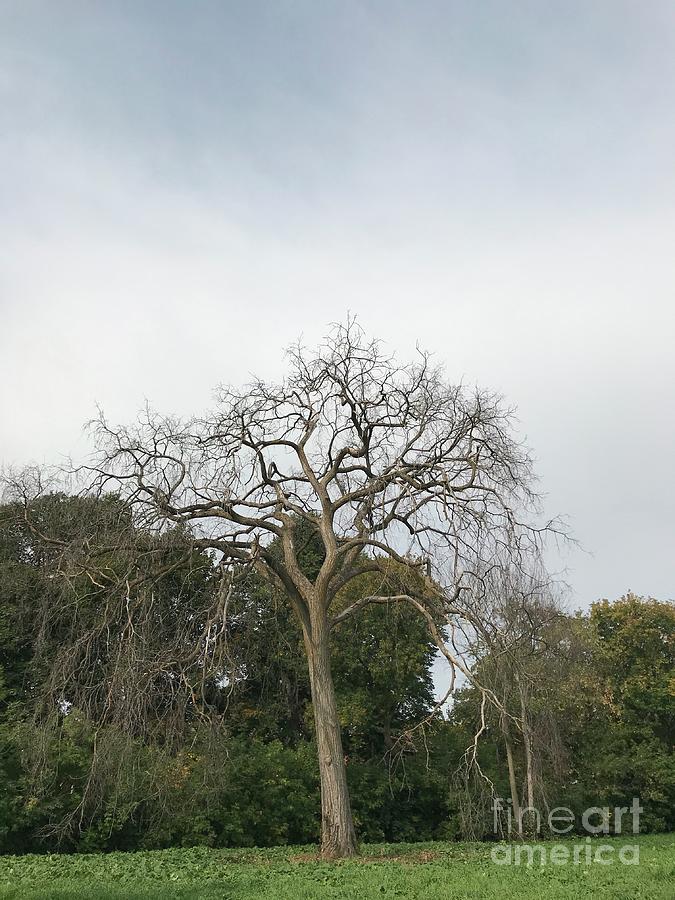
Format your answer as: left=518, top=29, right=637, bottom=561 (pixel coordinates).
left=1, top=1, right=674, bottom=610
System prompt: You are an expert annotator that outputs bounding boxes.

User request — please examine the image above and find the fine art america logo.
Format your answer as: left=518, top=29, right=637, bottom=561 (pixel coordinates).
left=490, top=797, right=642, bottom=866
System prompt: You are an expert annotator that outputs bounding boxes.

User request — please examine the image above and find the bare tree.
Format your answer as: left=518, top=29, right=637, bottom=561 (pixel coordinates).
left=9, top=321, right=554, bottom=857
left=454, top=563, right=569, bottom=839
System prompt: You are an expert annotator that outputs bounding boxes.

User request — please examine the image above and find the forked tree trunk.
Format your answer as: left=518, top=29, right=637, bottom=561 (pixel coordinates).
left=303, top=611, right=358, bottom=859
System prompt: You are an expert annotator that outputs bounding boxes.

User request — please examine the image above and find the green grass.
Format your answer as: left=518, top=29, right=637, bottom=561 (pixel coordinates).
left=0, top=835, right=673, bottom=899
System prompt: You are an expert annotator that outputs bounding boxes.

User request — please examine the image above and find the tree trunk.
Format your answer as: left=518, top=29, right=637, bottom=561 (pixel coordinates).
left=502, top=717, right=522, bottom=838
left=519, top=693, right=535, bottom=817
left=303, top=611, right=358, bottom=858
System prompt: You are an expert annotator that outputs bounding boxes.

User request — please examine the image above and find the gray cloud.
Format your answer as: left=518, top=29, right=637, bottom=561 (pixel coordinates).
left=1, top=1, right=674, bottom=609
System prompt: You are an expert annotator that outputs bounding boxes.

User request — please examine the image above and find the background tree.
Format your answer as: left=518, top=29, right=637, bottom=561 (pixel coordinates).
left=450, top=577, right=571, bottom=837
left=558, top=594, right=675, bottom=832
left=451, top=592, right=675, bottom=838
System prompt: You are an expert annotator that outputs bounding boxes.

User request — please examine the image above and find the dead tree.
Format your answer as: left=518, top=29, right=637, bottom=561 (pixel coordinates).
left=455, top=563, right=568, bottom=838
left=22, top=320, right=552, bottom=858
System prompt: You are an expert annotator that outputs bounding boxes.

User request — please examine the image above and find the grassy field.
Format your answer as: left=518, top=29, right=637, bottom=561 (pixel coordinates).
left=0, top=835, right=672, bottom=899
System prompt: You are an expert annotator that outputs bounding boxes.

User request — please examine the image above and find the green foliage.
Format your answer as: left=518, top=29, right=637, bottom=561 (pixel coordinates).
left=558, top=595, right=675, bottom=832
left=347, top=728, right=458, bottom=843
left=153, top=737, right=321, bottom=849
left=332, top=572, right=436, bottom=758
left=452, top=593, right=675, bottom=837
left=0, top=499, right=453, bottom=852
left=590, top=594, right=675, bottom=740
left=1, top=497, right=673, bottom=852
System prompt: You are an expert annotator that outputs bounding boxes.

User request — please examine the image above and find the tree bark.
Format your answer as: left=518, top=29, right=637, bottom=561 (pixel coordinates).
left=519, top=686, right=535, bottom=819
left=502, top=717, right=522, bottom=838
left=513, top=673, right=535, bottom=837
left=303, top=610, right=358, bottom=859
